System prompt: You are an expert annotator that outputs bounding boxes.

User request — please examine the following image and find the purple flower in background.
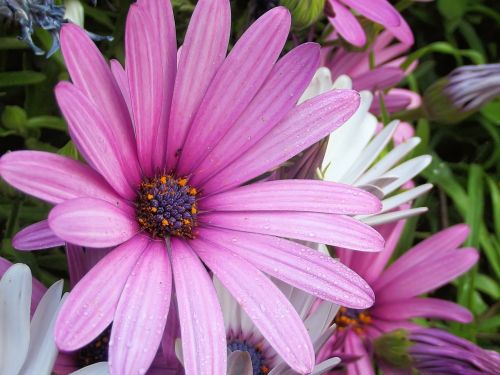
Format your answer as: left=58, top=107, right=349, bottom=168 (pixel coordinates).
left=318, top=223, right=478, bottom=375
left=324, top=0, right=413, bottom=47
left=424, top=63, right=500, bottom=124
left=0, top=0, right=386, bottom=373
left=409, top=328, right=500, bottom=375
left=0, top=0, right=110, bottom=56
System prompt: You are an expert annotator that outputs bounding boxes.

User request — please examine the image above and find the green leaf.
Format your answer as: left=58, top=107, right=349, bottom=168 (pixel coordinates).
left=487, top=177, right=500, bottom=239
left=437, top=0, right=468, bottom=20
left=0, top=71, right=46, bottom=88
left=0, top=37, right=29, bottom=50
left=481, top=100, right=500, bottom=125
left=475, top=274, right=500, bottom=299
left=26, top=116, right=67, bottom=131
left=477, top=315, right=500, bottom=331
left=1, top=106, right=28, bottom=131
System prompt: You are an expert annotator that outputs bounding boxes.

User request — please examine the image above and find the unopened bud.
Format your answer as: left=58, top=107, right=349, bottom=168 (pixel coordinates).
left=280, top=0, right=325, bottom=30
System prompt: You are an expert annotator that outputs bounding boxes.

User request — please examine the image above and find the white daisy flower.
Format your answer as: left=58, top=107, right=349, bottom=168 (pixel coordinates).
left=301, top=67, right=432, bottom=226
left=0, top=263, right=65, bottom=375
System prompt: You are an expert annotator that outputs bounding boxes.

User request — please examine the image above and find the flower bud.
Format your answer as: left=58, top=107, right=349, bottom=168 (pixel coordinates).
left=423, top=64, right=500, bottom=124
left=373, top=330, right=413, bottom=370
left=280, top=0, right=325, bottom=30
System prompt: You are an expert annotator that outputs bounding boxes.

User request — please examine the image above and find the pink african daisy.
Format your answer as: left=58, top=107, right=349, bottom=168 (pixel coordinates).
left=322, top=31, right=421, bottom=115
left=324, top=0, right=413, bottom=47
left=0, top=0, right=385, bottom=374
left=318, top=222, right=478, bottom=375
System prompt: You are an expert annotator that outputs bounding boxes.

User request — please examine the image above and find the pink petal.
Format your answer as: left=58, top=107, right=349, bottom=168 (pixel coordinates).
left=190, top=43, right=320, bottom=185
left=161, top=299, right=183, bottom=372
left=344, top=217, right=407, bottom=284
left=342, top=0, right=400, bottom=27
left=201, top=180, right=381, bottom=215
left=371, top=91, right=412, bottom=114
left=200, top=211, right=384, bottom=252
left=344, top=331, right=375, bottom=375
left=110, top=240, right=172, bottom=375
left=170, top=238, right=226, bottom=375
left=386, top=13, right=414, bottom=46
left=327, top=0, right=366, bottom=47
left=374, top=224, right=470, bottom=289
left=191, top=238, right=315, bottom=374
left=353, top=67, right=404, bottom=91
left=66, top=244, right=111, bottom=287
left=0, top=150, right=124, bottom=205
left=55, top=82, right=138, bottom=199
left=178, top=7, right=291, bottom=174
left=125, top=5, right=162, bottom=176
left=202, top=89, right=360, bottom=194
left=48, top=197, right=138, bottom=248
left=12, top=220, right=64, bottom=251
left=197, top=227, right=374, bottom=309
left=55, top=235, right=149, bottom=351
left=136, top=0, right=176, bottom=170
left=110, top=60, right=131, bottom=114
left=371, top=297, right=473, bottom=323
left=166, top=0, right=230, bottom=170
left=374, top=248, right=478, bottom=301
left=59, top=24, right=140, bottom=187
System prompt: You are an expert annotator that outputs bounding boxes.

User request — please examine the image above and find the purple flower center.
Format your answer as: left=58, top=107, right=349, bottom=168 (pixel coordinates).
left=136, top=174, right=198, bottom=239
left=77, top=326, right=111, bottom=367
left=227, top=339, right=270, bottom=375
left=335, top=307, right=372, bottom=335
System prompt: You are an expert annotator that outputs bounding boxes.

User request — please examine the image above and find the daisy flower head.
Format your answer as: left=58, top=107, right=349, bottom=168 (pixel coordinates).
left=217, top=277, right=342, bottom=375
left=0, top=259, right=64, bottom=375
left=325, top=223, right=478, bottom=375
left=0, top=0, right=386, bottom=374
left=288, top=67, right=432, bottom=226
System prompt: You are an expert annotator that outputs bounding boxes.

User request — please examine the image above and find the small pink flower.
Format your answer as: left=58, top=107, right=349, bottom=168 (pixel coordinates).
left=0, top=1, right=385, bottom=374
left=320, top=222, right=478, bottom=374
left=324, top=0, right=414, bottom=47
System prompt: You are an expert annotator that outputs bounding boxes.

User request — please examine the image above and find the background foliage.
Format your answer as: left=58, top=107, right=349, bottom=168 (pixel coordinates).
left=0, top=0, right=499, bottom=353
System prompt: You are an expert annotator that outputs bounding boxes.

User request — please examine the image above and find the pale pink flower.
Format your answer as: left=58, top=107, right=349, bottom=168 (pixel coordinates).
left=0, top=1, right=385, bottom=374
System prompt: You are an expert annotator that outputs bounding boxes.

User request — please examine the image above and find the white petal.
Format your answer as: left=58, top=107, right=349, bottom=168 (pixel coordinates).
left=361, top=207, right=428, bottom=226
left=70, top=362, right=109, bottom=375
left=214, top=276, right=240, bottom=333
left=331, top=74, right=353, bottom=90
left=20, top=282, right=64, bottom=375
left=0, top=264, right=32, bottom=374
left=298, top=67, right=334, bottom=104
left=356, top=137, right=422, bottom=185
left=322, top=91, right=376, bottom=180
left=341, top=120, right=399, bottom=185
left=304, top=301, right=339, bottom=346
left=311, top=357, right=341, bottom=374
left=227, top=351, right=253, bottom=375
left=380, top=155, right=433, bottom=195
left=380, top=183, right=433, bottom=213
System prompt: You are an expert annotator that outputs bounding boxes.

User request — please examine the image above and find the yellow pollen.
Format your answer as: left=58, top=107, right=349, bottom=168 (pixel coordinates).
left=191, top=206, right=198, bottom=214
left=178, top=178, right=188, bottom=187
left=183, top=219, right=190, bottom=225
left=160, top=176, right=167, bottom=184
left=161, top=219, right=169, bottom=226
left=189, top=187, right=197, bottom=195
left=151, top=207, right=157, bottom=213
left=147, top=194, right=154, bottom=200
